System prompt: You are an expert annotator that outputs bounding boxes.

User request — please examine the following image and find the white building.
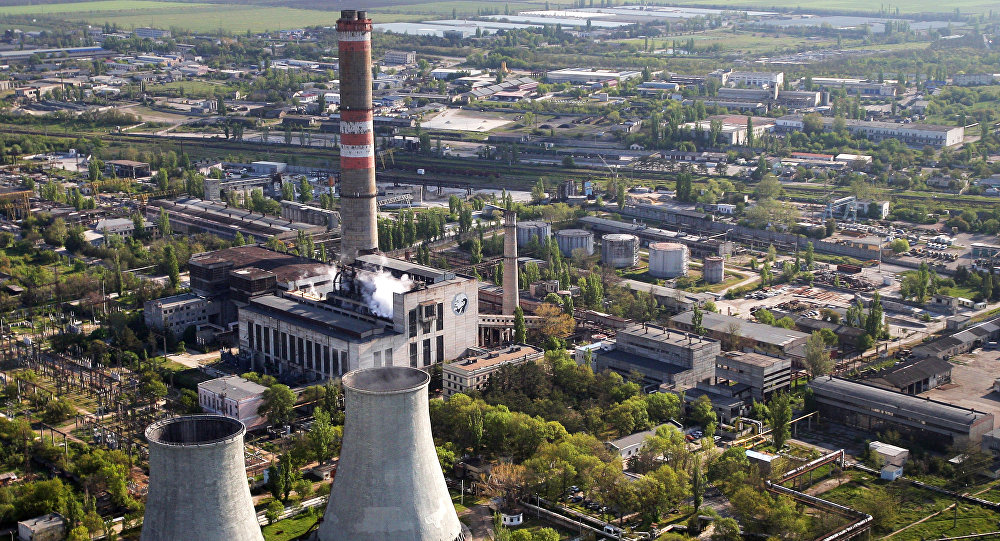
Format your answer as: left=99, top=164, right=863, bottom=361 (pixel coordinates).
left=953, top=73, right=999, bottom=86
left=809, top=77, right=896, bottom=97
left=93, top=217, right=153, bottom=241
left=776, top=115, right=964, bottom=148
left=238, top=256, right=480, bottom=381
left=198, top=376, right=268, bottom=428
left=546, top=68, right=642, bottom=84
left=18, top=514, right=65, bottom=541
left=605, top=423, right=677, bottom=461
left=133, top=27, right=171, bottom=39
left=856, top=200, right=890, bottom=219
left=383, top=50, right=416, bottom=65
left=728, top=71, right=784, bottom=89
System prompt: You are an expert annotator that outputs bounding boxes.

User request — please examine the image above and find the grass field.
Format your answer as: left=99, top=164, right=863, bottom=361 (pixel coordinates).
left=262, top=511, right=319, bottom=541
left=0, top=0, right=209, bottom=15
left=641, top=0, right=1000, bottom=14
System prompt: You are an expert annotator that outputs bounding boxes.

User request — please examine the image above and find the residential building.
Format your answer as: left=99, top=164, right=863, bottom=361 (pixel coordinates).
left=714, top=351, right=791, bottom=402
left=775, top=115, right=964, bottom=148
left=584, top=323, right=720, bottom=387
left=197, top=376, right=268, bottom=428
left=809, top=377, right=994, bottom=447
left=134, top=27, right=171, bottom=39
left=442, top=344, right=543, bottom=398
left=953, top=73, right=999, bottom=86
left=383, top=50, right=416, bottom=65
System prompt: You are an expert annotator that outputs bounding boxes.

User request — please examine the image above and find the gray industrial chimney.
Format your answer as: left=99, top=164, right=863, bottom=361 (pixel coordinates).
left=502, top=209, right=519, bottom=315
left=141, top=416, right=263, bottom=541
left=318, top=367, right=463, bottom=541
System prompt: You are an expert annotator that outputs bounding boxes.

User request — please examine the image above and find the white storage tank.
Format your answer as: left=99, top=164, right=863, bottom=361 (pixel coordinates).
left=555, top=229, right=594, bottom=257
left=516, top=221, right=551, bottom=248
left=601, top=233, right=639, bottom=268
left=703, top=256, right=725, bottom=284
left=648, top=242, right=688, bottom=278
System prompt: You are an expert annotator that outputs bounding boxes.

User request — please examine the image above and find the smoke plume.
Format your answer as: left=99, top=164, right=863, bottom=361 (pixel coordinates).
left=355, top=270, right=414, bottom=318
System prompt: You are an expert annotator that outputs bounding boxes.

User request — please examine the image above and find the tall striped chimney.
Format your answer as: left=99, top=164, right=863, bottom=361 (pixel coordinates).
left=337, top=9, right=378, bottom=263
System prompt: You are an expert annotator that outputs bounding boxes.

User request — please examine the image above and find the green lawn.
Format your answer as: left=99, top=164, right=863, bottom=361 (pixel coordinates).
left=262, top=511, right=319, bottom=541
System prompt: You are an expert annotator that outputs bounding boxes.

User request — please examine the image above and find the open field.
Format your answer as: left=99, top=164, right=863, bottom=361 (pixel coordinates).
left=0, top=0, right=209, bottom=15
left=421, top=108, right=513, bottom=133
left=642, top=0, right=1000, bottom=14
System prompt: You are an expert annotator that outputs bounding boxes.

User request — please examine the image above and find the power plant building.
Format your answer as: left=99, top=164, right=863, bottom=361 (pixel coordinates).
left=319, top=367, right=466, bottom=540
left=237, top=255, right=479, bottom=380
left=583, top=323, right=720, bottom=387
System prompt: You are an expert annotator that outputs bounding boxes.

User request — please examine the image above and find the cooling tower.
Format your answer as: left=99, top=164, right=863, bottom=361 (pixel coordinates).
left=338, top=9, right=379, bottom=263
left=318, top=367, right=463, bottom=541
left=141, top=416, right=263, bottom=541
left=502, top=210, right=520, bottom=315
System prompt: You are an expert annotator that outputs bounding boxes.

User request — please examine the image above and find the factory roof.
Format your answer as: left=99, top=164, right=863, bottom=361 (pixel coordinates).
left=355, top=254, right=455, bottom=283
left=245, top=295, right=390, bottom=340
left=867, top=357, right=953, bottom=389
left=671, top=311, right=809, bottom=349
left=912, top=315, right=1000, bottom=359
left=716, top=350, right=790, bottom=368
left=151, top=198, right=319, bottom=238
left=622, top=279, right=716, bottom=305
left=190, top=246, right=330, bottom=284
left=150, top=292, right=203, bottom=307
left=198, top=376, right=268, bottom=401
left=446, top=344, right=543, bottom=375
left=778, top=114, right=959, bottom=133
left=621, top=322, right=719, bottom=348
left=809, top=377, right=991, bottom=428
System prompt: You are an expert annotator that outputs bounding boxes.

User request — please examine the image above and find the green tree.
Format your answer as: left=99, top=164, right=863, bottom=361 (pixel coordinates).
left=691, top=304, right=705, bottom=335
left=804, top=242, right=814, bottom=269
left=513, top=306, right=527, bottom=344
left=308, top=408, right=339, bottom=464
left=890, top=238, right=910, bottom=253
left=163, top=245, right=179, bottom=288
left=768, top=393, right=792, bottom=449
left=804, top=331, right=833, bottom=379
left=299, top=177, right=313, bottom=203
left=259, top=384, right=297, bottom=426
left=157, top=208, right=171, bottom=236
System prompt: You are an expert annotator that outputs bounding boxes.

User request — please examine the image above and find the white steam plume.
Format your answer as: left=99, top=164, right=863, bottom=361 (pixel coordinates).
left=354, top=270, right=414, bottom=318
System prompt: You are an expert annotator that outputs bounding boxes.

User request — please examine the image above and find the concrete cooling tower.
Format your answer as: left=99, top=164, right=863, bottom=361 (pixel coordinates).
left=318, top=367, right=464, bottom=541
left=141, top=415, right=263, bottom=541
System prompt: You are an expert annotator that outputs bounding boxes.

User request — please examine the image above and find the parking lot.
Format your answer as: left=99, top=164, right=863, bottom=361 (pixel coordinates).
left=920, top=347, right=1000, bottom=421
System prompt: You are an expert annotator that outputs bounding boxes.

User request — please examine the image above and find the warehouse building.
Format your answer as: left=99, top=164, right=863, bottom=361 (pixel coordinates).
left=671, top=311, right=809, bottom=364
left=146, top=198, right=324, bottom=242
left=808, top=77, right=897, bottom=97
left=775, top=115, right=964, bottom=148
left=911, top=315, right=1000, bottom=360
left=714, top=351, right=791, bottom=402
left=866, top=357, right=953, bottom=394
left=583, top=323, right=720, bottom=388
left=197, top=376, right=268, bottom=429
left=809, top=377, right=994, bottom=447
left=546, top=68, right=642, bottom=84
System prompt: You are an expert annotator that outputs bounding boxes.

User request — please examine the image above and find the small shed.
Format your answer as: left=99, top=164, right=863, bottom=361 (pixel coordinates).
left=881, top=464, right=903, bottom=481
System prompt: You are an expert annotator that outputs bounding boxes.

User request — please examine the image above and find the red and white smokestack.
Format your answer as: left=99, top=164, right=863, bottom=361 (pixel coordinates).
left=337, top=9, right=378, bottom=263
left=502, top=210, right=519, bottom=315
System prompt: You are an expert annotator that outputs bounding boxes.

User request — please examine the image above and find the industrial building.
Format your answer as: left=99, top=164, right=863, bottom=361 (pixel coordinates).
left=714, top=351, right=792, bottom=402
left=319, top=365, right=465, bottom=540
left=146, top=198, right=324, bottom=242
left=679, top=382, right=748, bottom=423
left=197, top=376, right=269, bottom=429
left=142, top=416, right=263, bottom=541
left=866, top=357, right=953, bottom=394
left=671, top=311, right=809, bottom=364
left=442, top=344, right=543, bottom=398
left=280, top=200, right=341, bottom=229
left=727, top=70, right=784, bottom=88
left=555, top=228, right=594, bottom=256
left=583, top=323, right=720, bottom=387
left=104, top=159, right=150, bottom=178
left=143, top=292, right=216, bottom=336
left=545, top=67, right=642, bottom=84
left=679, top=114, right=776, bottom=145
left=648, top=242, right=688, bottom=278
left=622, top=279, right=715, bottom=313
left=601, top=233, right=640, bottom=268
left=775, top=115, right=964, bottom=148
left=605, top=423, right=677, bottom=461
left=807, top=77, right=897, bottom=97
left=579, top=215, right=734, bottom=257
left=911, top=315, right=1000, bottom=360
left=18, top=514, right=65, bottom=541
left=809, top=377, right=995, bottom=447
left=237, top=255, right=479, bottom=380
